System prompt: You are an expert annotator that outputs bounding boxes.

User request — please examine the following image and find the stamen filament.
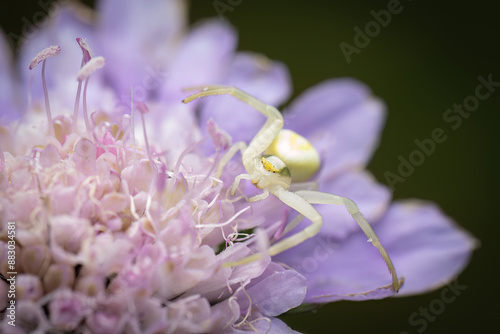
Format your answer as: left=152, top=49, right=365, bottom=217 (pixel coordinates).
left=82, top=78, right=91, bottom=133
left=41, top=60, right=55, bottom=136
left=74, top=38, right=94, bottom=130
left=136, top=102, right=153, bottom=166
left=73, top=59, right=84, bottom=130
left=29, top=45, right=61, bottom=137
left=76, top=56, right=105, bottom=134
left=135, top=102, right=157, bottom=201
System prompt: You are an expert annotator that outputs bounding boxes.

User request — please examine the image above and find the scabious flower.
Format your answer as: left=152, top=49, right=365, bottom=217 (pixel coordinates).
left=0, top=1, right=476, bottom=334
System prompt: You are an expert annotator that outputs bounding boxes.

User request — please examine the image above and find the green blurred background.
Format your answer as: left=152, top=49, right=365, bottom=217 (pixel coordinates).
left=1, top=0, right=499, bottom=333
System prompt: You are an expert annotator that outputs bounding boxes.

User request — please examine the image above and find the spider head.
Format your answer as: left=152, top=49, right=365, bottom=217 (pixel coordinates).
left=253, top=155, right=292, bottom=190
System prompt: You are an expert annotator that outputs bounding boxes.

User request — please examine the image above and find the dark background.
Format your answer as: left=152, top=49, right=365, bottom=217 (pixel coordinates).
left=2, top=1, right=499, bottom=333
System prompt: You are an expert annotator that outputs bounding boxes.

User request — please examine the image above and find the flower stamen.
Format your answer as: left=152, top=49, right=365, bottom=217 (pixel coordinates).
left=28, top=45, right=61, bottom=137
left=234, top=282, right=252, bottom=328
left=76, top=56, right=105, bottom=134
left=135, top=102, right=153, bottom=168
left=73, top=38, right=93, bottom=130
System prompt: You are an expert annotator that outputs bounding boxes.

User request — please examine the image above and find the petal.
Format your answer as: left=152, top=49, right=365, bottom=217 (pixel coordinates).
left=275, top=200, right=475, bottom=302
left=376, top=200, right=477, bottom=296
left=273, top=228, right=399, bottom=302
left=161, top=19, right=237, bottom=103
left=249, top=316, right=303, bottom=334
left=165, top=296, right=213, bottom=333
left=43, top=263, right=75, bottom=293
left=0, top=301, right=50, bottom=333
left=17, top=274, right=43, bottom=301
left=222, top=313, right=302, bottom=334
left=211, top=298, right=241, bottom=332
left=48, top=289, right=88, bottom=331
left=262, top=317, right=302, bottom=334
left=285, top=79, right=386, bottom=176
left=199, top=52, right=292, bottom=146
left=125, top=298, right=168, bottom=334
left=97, top=0, right=186, bottom=98
left=287, top=170, right=391, bottom=241
left=0, top=278, right=7, bottom=310
left=185, top=243, right=270, bottom=302
left=236, top=262, right=306, bottom=317
left=86, top=295, right=128, bottom=334
left=50, top=215, right=94, bottom=266
left=139, top=101, right=202, bottom=169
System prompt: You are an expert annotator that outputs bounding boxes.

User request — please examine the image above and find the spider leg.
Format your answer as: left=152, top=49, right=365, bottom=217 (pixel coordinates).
left=273, top=181, right=317, bottom=239
left=183, top=86, right=283, bottom=172
left=223, top=187, right=321, bottom=267
left=215, top=141, right=247, bottom=180
left=294, top=190, right=400, bottom=292
left=248, top=189, right=269, bottom=202
left=230, top=174, right=252, bottom=196
left=268, top=188, right=323, bottom=254
left=277, top=213, right=305, bottom=239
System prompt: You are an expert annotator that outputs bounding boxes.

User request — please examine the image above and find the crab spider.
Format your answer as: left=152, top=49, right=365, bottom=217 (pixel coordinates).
left=183, top=86, right=400, bottom=292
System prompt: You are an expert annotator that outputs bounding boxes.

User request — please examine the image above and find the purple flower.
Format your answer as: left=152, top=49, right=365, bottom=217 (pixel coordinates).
left=0, top=1, right=476, bottom=333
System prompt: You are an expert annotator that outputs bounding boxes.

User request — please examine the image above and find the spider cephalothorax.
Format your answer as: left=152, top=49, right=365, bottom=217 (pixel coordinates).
left=251, top=155, right=292, bottom=190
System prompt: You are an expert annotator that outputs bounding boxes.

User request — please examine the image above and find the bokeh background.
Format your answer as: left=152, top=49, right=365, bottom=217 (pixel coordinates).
left=1, top=0, right=498, bottom=333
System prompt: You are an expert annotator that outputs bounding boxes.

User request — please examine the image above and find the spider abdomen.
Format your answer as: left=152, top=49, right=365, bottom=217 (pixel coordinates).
left=265, top=129, right=320, bottom=182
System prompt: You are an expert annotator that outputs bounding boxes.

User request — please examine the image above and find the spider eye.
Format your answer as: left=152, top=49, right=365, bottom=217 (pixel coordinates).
left=260, top=155, right=290, bottom=180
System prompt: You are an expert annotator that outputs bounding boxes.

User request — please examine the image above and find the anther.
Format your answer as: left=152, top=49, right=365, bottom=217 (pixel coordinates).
left=76, top=56, right=105, bottom=82
left=76, top=38, right=93, bottom=63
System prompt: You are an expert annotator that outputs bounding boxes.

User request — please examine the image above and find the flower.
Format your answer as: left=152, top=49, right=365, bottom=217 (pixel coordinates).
left=0, top=1, right=476, bottom=334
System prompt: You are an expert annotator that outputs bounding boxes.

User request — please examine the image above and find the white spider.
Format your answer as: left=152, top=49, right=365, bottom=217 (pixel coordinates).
left=183, top=86, right=400, bottom=291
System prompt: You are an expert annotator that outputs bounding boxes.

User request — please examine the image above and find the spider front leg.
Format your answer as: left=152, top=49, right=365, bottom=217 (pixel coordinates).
left=293, top=189, right=400, bottom=292
left=183, top=85, right=284, bottom=173
left=211, top=142, right=268, bottom=200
